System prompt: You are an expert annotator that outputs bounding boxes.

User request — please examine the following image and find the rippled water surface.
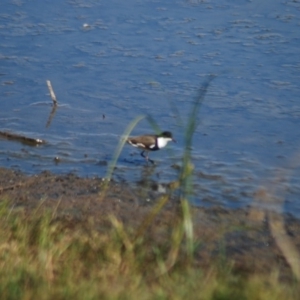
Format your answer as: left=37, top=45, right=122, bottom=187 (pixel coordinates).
left=1, top=0, right=300, bottom=215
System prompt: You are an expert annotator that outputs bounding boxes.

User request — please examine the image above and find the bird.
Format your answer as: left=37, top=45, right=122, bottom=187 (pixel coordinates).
left=126, top=131, right=176, bottom=164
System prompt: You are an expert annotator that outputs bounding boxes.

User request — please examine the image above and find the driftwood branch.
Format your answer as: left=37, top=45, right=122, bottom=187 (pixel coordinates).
left=46, top=80, right=57, bottom=105
left=0, top=131, right=46, bottom=146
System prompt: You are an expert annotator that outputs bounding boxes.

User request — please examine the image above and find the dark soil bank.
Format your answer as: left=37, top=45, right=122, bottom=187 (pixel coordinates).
left=1, top=167, right=300, bottom=281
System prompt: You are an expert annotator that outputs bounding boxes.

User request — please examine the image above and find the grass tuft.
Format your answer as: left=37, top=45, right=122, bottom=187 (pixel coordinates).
left=0, top=201, right=299, bottom=299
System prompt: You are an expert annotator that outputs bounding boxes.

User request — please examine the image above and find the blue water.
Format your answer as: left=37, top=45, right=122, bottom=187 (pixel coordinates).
left=1, top=0, right=300, bottom=216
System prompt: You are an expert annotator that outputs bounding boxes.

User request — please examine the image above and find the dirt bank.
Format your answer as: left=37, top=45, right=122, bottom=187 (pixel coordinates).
left=0, top=167, right=300, bottom=281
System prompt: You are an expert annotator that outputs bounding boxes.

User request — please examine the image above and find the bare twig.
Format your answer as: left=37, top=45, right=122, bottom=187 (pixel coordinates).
left=46, top=80, right=57, bottom=105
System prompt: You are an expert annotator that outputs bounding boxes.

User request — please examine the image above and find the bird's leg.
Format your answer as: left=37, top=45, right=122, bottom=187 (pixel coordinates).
left=141, top=151, right=154, bottom=164
left=148, top=158, right=155, bottom=164
left=141, top=151, right=146, bottom=160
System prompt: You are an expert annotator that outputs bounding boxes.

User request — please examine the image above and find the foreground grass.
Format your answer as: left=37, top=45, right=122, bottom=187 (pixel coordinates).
left=0, top=201, right=298, bottom=300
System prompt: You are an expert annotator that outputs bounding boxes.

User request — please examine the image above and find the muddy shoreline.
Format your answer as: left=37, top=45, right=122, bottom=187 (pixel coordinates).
left=1, top=167, right=300, bottom=281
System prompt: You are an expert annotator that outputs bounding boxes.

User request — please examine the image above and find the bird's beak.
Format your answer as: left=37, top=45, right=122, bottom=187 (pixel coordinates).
left=172, top=138, right=177, bottom=143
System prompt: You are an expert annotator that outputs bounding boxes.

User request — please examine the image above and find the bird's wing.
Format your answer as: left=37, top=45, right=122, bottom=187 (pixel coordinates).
left=127, top=135, right=156, bottom=148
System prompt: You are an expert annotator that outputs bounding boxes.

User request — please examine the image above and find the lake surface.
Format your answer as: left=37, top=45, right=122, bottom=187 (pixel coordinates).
left=1, top=0, right=300, bottom=216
